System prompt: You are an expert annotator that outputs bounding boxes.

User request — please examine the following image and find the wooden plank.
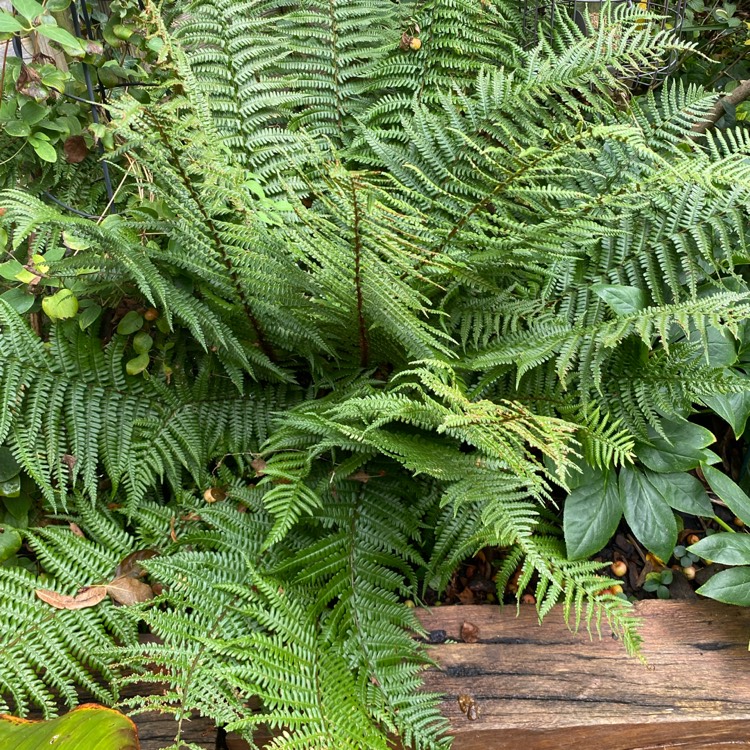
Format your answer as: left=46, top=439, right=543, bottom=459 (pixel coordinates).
left=133, top=710, right=218, bottom=750
left=116, top=601, right=750, bottom=748
left=60, top=680, right=220, bottom=750
left=417, top=600, right=750, bottom=749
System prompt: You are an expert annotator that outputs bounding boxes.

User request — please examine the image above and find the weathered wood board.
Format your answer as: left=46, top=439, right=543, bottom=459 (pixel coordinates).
left=131, top=600, right=750, bottom=749
left=132, top=709, right=218, bottom=750
left=417, top=600, right=750, bottom=749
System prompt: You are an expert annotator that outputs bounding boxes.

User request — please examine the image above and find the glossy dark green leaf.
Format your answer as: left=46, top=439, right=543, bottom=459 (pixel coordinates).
left=701, top=464, right=750, bottom=526
left=689, top=533, right=750, bottom=566
left=635, top=420, right=715, bottom=473
left=564, top=467, right=622, bottom=560
left=619, top=465, right=677, bottom=562
left=690, top=325, right=737, bottom=367
left=645, top=471, right=713, bottom=516
left=696, top=566, right=750, bottom=606
left=703, top=391, right=750, bottom=438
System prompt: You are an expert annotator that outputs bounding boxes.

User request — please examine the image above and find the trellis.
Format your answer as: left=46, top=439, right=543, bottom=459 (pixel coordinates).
left=6, top=0, right=143, bottom=215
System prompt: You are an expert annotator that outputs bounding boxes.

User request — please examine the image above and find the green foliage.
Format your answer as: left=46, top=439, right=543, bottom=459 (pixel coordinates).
left=642, top=568, right=673, bottom=599
left=0, top=0, right=749, bottom=747
left=0, top=704, right=138, bottom=750
left=677, top=0, right=749, bottom=123
left=0, top=0, right=163, bottom=204
left=0, top=512, right=137, bottom=718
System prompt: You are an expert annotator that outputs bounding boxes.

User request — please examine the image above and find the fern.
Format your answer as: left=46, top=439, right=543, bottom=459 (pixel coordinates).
left=0, top=304, right=295, bottom=507
left=0, top=510, right=137, bottom=717
left=0, top=0, right=748, bottom=748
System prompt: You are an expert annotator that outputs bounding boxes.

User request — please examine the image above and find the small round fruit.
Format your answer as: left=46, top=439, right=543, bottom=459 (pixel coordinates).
left=409, top=37, right=422, bottom=50
left=734, top=516, right=746, bottom=528
left=113, top=23, right=134, bottom=41
left=683, top=566, right=696, bottom=581
left=203, top=486, right=226, bottom=504
left=686, top=533, right=700, bottom=546
left=404, top=599, right=415, bottom=608
left=521, top=593, right=536, bottom=604
left=611, top=560, right=628, bottom=577
left=611, top=584, right=623, bottom=595
left=144, top=307, right=159, bottom=321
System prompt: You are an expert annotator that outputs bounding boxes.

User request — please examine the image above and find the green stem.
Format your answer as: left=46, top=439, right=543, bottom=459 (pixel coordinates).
left=713, top=515, right=736, bottom=534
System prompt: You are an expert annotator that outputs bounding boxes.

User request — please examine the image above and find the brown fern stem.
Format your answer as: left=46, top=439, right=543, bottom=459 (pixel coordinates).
left=350, top=178, right=369, bottom=369
left=148, top=113, right=275, bottom=362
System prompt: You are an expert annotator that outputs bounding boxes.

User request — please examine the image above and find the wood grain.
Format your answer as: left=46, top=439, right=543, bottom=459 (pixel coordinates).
left=132, top=600, right=750, bottom=748
left=134, top=710, right=218, bottom=750
left=416, top=600, right=750, bottom=749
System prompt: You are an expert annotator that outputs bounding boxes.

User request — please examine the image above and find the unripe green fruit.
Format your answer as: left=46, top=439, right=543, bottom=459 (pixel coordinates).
left=113, top=24, right=134, bottom=41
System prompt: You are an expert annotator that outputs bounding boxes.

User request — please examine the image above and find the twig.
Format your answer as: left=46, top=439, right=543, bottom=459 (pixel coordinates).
left=692, top=78, right=750, bottom=135
left=97, top=160, right=135, bottom=223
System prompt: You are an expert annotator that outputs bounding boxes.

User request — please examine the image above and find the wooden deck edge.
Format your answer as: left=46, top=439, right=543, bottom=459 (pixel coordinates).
left=129, top=600, right=750, bottom=749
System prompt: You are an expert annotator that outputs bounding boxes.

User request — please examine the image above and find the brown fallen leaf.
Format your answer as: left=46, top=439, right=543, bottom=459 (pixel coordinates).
left=114, top=549, right=158, bottom=579
left=106, top=576, right=154, bottom=606
left=15, top=64, right=41, bottom=97
left=457, top=587, right=476, bottom=605
left=68, top=522, right=85, bottom=538
left=349, top=470, right=371, bottom=483
left=36, top=586, right=107, bottom=610
left=251, top=457, right=267, bottom=476
left=460, top=621, right=480, bottom=643
left=63, top=136, right=88, bottom=164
